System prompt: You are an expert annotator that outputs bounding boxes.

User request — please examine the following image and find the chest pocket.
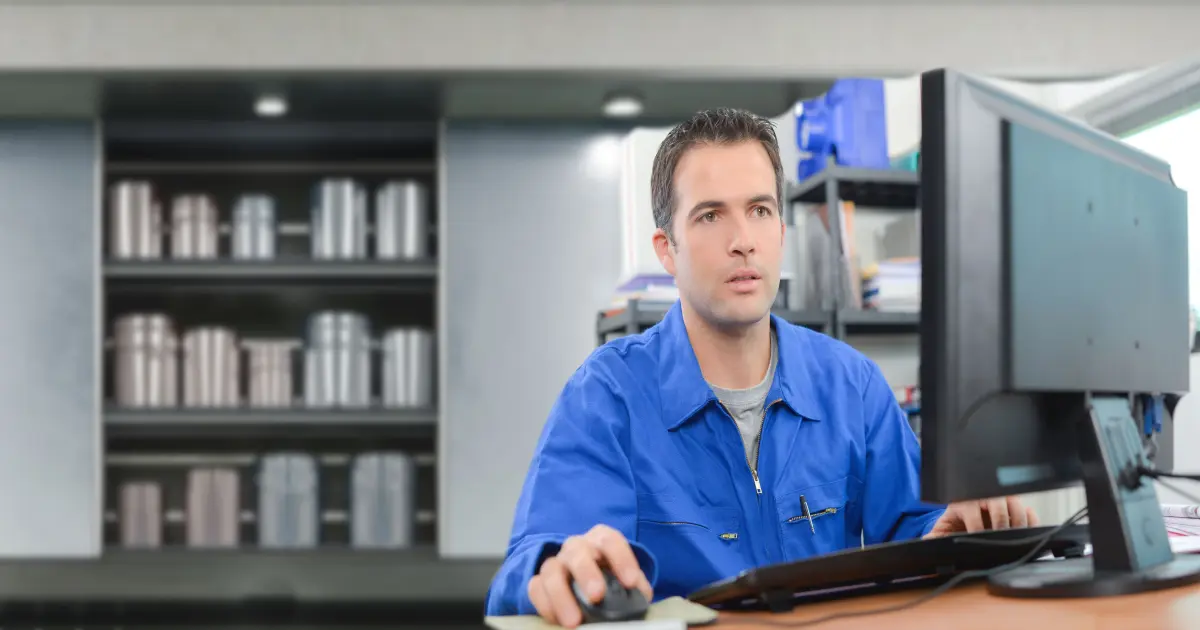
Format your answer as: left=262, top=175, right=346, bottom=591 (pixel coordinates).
left=774, top=476, right=863, bottom=560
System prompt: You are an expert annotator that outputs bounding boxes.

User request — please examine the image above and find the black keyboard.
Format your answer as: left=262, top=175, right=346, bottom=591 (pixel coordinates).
left=687, top=524, right=1090, bottom=612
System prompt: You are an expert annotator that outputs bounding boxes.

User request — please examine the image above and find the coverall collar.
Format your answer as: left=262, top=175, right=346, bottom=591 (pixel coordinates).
left=656, top=300, right=822, bottom=431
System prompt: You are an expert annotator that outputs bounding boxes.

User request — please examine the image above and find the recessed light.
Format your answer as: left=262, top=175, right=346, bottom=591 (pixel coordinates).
left=603, top=94, right=643, bottom=119
left=255, top=94, right=288, bottom=118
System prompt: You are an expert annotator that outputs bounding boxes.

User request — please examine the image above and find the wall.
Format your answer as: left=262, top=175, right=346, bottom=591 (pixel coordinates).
left=0, top=4, right=1194, bottom=78
left=1122, top=108, right=1200, bottom=502
left=0, top=121, right=101, bottom=557
left=439, top=123, right=628, bottom=558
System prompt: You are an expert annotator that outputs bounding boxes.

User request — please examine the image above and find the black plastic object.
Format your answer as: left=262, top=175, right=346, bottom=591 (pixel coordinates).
left=687, top=524, right=1089, bottom=612
left=918, top=68, right=1189, bottom=505
left=987, top=396, right=1200, bottom=597
left=572, top=569, right=650, bottom=623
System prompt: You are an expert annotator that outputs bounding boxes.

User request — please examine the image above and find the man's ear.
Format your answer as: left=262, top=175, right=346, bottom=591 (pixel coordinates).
left=652, top=228, right=677, bottom=276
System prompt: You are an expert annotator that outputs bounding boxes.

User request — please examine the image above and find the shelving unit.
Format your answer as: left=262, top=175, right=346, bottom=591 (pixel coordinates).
left=88, top=114, right=488, bottom=617
left=595, top=167, right=923, bottom=345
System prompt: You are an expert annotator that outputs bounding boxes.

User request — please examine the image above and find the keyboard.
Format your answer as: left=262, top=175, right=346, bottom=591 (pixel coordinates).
left=687, top=524, right=1090, bottom=612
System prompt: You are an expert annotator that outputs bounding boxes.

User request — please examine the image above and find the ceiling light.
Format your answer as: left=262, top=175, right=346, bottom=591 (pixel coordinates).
left=603, top=94, right=643, bottom=119
left=255, top=94, right=288, bottom=118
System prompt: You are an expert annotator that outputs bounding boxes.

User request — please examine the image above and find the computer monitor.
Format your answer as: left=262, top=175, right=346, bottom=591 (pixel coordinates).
left=919, top=68, right=1200, bottom=597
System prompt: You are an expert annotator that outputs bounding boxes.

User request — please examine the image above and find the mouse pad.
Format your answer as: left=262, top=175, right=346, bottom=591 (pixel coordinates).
left=484, top=596, right=719, bottom=629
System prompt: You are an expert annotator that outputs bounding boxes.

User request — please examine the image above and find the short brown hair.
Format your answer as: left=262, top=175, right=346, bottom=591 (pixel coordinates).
left=650, top=108, right=784, bottom=242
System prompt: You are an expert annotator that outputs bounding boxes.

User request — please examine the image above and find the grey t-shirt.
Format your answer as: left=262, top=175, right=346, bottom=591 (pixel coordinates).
left=707, top=331, right=779, bottom=466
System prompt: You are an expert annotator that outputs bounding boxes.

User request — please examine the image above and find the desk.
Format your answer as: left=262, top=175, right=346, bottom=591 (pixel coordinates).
left=716, top=582, right=1200, bottom=629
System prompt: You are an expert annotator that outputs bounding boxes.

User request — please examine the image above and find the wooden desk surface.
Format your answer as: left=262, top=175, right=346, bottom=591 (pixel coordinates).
left=716, top=581, right=1200, bottom=630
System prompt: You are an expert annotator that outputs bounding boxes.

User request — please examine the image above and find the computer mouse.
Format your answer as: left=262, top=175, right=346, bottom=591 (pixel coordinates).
left=571, top=569, right=650, bottom=623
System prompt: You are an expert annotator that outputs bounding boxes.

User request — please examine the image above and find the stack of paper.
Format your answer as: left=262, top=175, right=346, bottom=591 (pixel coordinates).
left=862, top=257, right=920, bottom=312
left=1163, top=504, right=1200, bottom=537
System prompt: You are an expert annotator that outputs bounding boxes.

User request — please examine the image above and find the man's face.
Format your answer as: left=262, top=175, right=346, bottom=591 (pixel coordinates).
left=653, top=140, right=784, bottom=329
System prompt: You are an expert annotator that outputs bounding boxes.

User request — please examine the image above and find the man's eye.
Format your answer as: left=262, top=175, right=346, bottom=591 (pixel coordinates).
left=700, top=212, right=717, bottom=222
left=754, top=206, right=772, bottom=217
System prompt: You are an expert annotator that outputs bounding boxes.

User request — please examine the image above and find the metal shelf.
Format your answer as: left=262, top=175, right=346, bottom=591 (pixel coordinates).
left=839, top=309, right=921, bottom=336
left=104, top=260, right=437, bottom=293
left=0, top=547, right=497, bottom=614
left=105, top=407, right=436, bottom=452
left=106, top=260, right=436, bottom=280
left=596, top=301, right=832, bottom=343
left=788, top=166, right=919, bottom=209
left=105, top=159, right=436, bottom=176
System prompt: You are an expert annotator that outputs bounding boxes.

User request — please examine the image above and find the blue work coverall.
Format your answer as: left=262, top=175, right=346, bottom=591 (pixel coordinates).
left=485, top=302, right=945, bottom=615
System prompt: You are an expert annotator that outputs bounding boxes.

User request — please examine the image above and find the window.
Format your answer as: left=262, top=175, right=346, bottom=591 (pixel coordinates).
left=1123, top=108, right=1200, bottom=306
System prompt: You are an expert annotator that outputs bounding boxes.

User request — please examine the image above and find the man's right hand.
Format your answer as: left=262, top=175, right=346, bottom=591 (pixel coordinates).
left=527, top=524, right=653, bottom=628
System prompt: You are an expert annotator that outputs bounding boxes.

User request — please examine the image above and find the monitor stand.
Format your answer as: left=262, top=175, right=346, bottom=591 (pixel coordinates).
left=989, top=395, right=1200, bottom=598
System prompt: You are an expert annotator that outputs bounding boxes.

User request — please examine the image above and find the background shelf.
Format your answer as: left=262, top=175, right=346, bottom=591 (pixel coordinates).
left=839, top=309, right=921, bottom=336
left=105, top=407, right=437, bottom=451
left=104, top=260, right=437, bottom=293
left=788, top=166, right=920, bottom=209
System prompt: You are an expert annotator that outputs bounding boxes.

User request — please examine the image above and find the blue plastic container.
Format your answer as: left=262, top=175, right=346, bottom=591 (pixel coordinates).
left=796, top=78, right=890, bottom=181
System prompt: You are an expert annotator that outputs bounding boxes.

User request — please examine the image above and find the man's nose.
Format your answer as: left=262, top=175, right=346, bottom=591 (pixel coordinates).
left=729, top=218, right=757, bottom=257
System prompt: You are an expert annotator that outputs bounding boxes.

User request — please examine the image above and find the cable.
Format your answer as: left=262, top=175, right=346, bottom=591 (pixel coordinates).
left=1139, top=468, right=1200, bottom=483
left=1153, top=477, right=1200, bottom=506
left=733, top=507, right=1090, bottom=628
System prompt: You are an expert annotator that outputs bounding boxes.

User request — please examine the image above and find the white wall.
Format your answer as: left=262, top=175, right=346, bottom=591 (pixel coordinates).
left=0, top=4, right=1195, bottom=77
left=1123, top=109, right=1200, bottom=503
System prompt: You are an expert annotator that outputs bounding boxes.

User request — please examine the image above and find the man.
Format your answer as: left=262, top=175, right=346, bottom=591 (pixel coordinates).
left=485, top=108, right=1038, bottom=627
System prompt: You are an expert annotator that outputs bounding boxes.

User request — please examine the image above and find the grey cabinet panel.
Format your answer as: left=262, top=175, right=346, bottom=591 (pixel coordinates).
left=439, top=124, right=624, bottom=558
left=0, top=121, right=100, bottom=557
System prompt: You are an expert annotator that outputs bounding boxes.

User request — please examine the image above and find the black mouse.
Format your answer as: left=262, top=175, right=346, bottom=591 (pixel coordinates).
left=571, top=569, right=650, bottom=623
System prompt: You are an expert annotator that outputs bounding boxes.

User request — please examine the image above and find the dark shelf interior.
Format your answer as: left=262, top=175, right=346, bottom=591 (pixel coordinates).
left=788, top=166, right=920, bottom=209
left=840, top=309, right=921, bottom=336
left=99, top=115, right=444, bottom=571
left=105, top=407, right=437, bottom=452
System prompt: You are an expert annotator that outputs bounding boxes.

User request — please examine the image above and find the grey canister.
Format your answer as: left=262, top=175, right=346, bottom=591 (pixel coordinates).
left=311, top=178, right=367, bottom=259
left=114, top=313, right=178, bottom=408
left=171, top=194, right=220, bottom=259
left=244, top=338, right=299, bottom=408
left=186, top=467, right=240, bottom=548
left=232, top=195, right=277, bottom=260
left=375, top=180, right=429, bottom=260
left=351, top=452, right=415, bottom=549
left=382, top=327, right=435, bottom=408
left=183, top=326, right=240, bottom=407
left=305, top=311, right=371, bottom=408
left=258, top=453, right=319, bottom=548
left=109, top=180, right=162, bottom=259
left=119, top=481, right=163, bottom=548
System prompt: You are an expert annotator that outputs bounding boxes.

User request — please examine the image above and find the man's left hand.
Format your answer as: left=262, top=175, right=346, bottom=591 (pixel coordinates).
left=924, top=496, right=1039, bottom=538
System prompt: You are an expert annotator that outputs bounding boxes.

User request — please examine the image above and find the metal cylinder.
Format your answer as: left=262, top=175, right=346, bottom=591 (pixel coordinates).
left=183, top=327, right=239, bottom=407
left=382, top=328, right=434, bottom=408
left=375, top=180, right=429, bottom=260
left=311, top=179, right=367, bottom=259
left=232, top=194, right=277, bottom=260
left=186, top=467, right=240, bottom=548
left=108, top=180, right=162, bottom=259
left=305, top=311, right=370, bottom=408
left=171, top=194, right=220, bottom=259
left=351, top=452, right=415, bottom=549
left=244, top=338, right=299, bottom=408
left=119, top=481, right=163, bottom=548
left=258, top=453, right=319, bottom=548
left=114, top=313, right=178, bottom=408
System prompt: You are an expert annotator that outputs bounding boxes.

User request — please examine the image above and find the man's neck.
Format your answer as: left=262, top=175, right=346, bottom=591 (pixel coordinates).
left=681, top=302, right=773, bottom=390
